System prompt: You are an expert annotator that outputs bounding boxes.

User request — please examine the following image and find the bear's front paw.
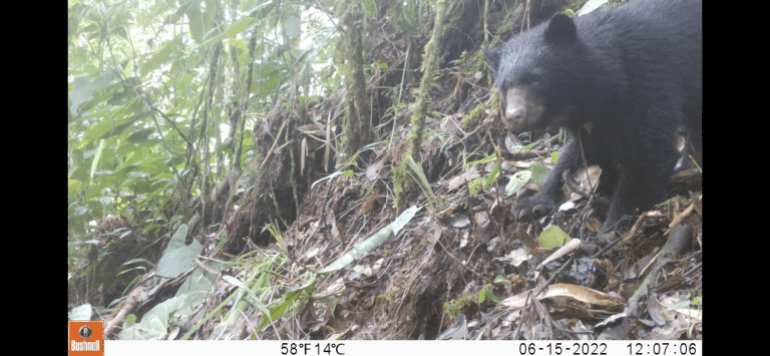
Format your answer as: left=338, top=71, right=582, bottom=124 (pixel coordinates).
left=515, top=193, right=558, bottom=221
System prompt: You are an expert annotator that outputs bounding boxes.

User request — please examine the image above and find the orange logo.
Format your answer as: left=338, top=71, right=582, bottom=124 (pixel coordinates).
left=68, top=320, right=104, bottom=355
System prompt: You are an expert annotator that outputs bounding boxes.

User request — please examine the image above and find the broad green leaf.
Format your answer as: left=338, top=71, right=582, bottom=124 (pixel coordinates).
left=200, top=17, right=257, bottom=47
left=506, top=171, right=531, bottom=197
left=530, top=163, right=550, bottom=190
left=156, top=224, right=203, bottom=278
left=537, top=226, right=571, bottom=250
left=141, top=41, right=177, bottom=77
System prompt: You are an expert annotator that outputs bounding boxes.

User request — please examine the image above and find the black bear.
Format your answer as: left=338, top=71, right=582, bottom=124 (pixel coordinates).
left=483, top=0, right=702, bottom=233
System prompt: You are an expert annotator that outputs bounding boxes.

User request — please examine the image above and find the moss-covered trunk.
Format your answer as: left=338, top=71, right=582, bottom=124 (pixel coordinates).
left=339, top=2, right=372, bottom=158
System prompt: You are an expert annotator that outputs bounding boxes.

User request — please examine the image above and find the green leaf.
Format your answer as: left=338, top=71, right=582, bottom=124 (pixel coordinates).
left=530, top=163, right=550, bottom=190
left=492, top=275, right=510, bottom=285
left=69, top=304, right=92, bottom=320
left=223, top=275, right=271, bottom=317
left=200, top=17, right=257, bottom=47
left=118, top=266, right=219, bottom=340
left=310, top=170, right=354, bottom=189
left=283, top=16, right=301, bottom=39
left=89, top=139, right=105, bottom=182
left=319, top=206, right=421, bottom=273
left=484, top=163, right=501, bottom=189
left=256, top=279, right=316, bottom=333
left=228, top=38, right=248, bottom=51
left=406, top=156, right=432, bottom=196
left=506, top=170, right=531, bottom=197
left=486, top=291, right=502, bottom=303
left=185, top=6, right=204, bottom=42
left=127, top=128, right=154, bottom=143
left=156, top=224, right=203, bottom=278
left=141, top=41, right=177, bottom=77
left=537, top=226, right=571, bottom=250
left=69, top=74, right=112, bottom=117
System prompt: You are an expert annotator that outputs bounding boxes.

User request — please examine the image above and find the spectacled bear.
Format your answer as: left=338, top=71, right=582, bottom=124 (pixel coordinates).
left=483, top=0, right=702, bottom=232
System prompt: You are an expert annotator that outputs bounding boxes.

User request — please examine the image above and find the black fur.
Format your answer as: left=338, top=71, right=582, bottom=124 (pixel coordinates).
left=484, top=0, right=702, bottom=232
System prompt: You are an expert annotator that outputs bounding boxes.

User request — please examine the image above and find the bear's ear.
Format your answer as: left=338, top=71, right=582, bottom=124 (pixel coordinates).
left=545, top=13, right=577, bottom=43
left=482, top=47, right=500, bottom=72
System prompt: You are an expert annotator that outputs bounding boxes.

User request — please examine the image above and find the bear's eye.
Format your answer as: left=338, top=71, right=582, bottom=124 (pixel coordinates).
left=525, top=69, right=544, bottom=85
left=524, top=74, right=543, bottom=89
